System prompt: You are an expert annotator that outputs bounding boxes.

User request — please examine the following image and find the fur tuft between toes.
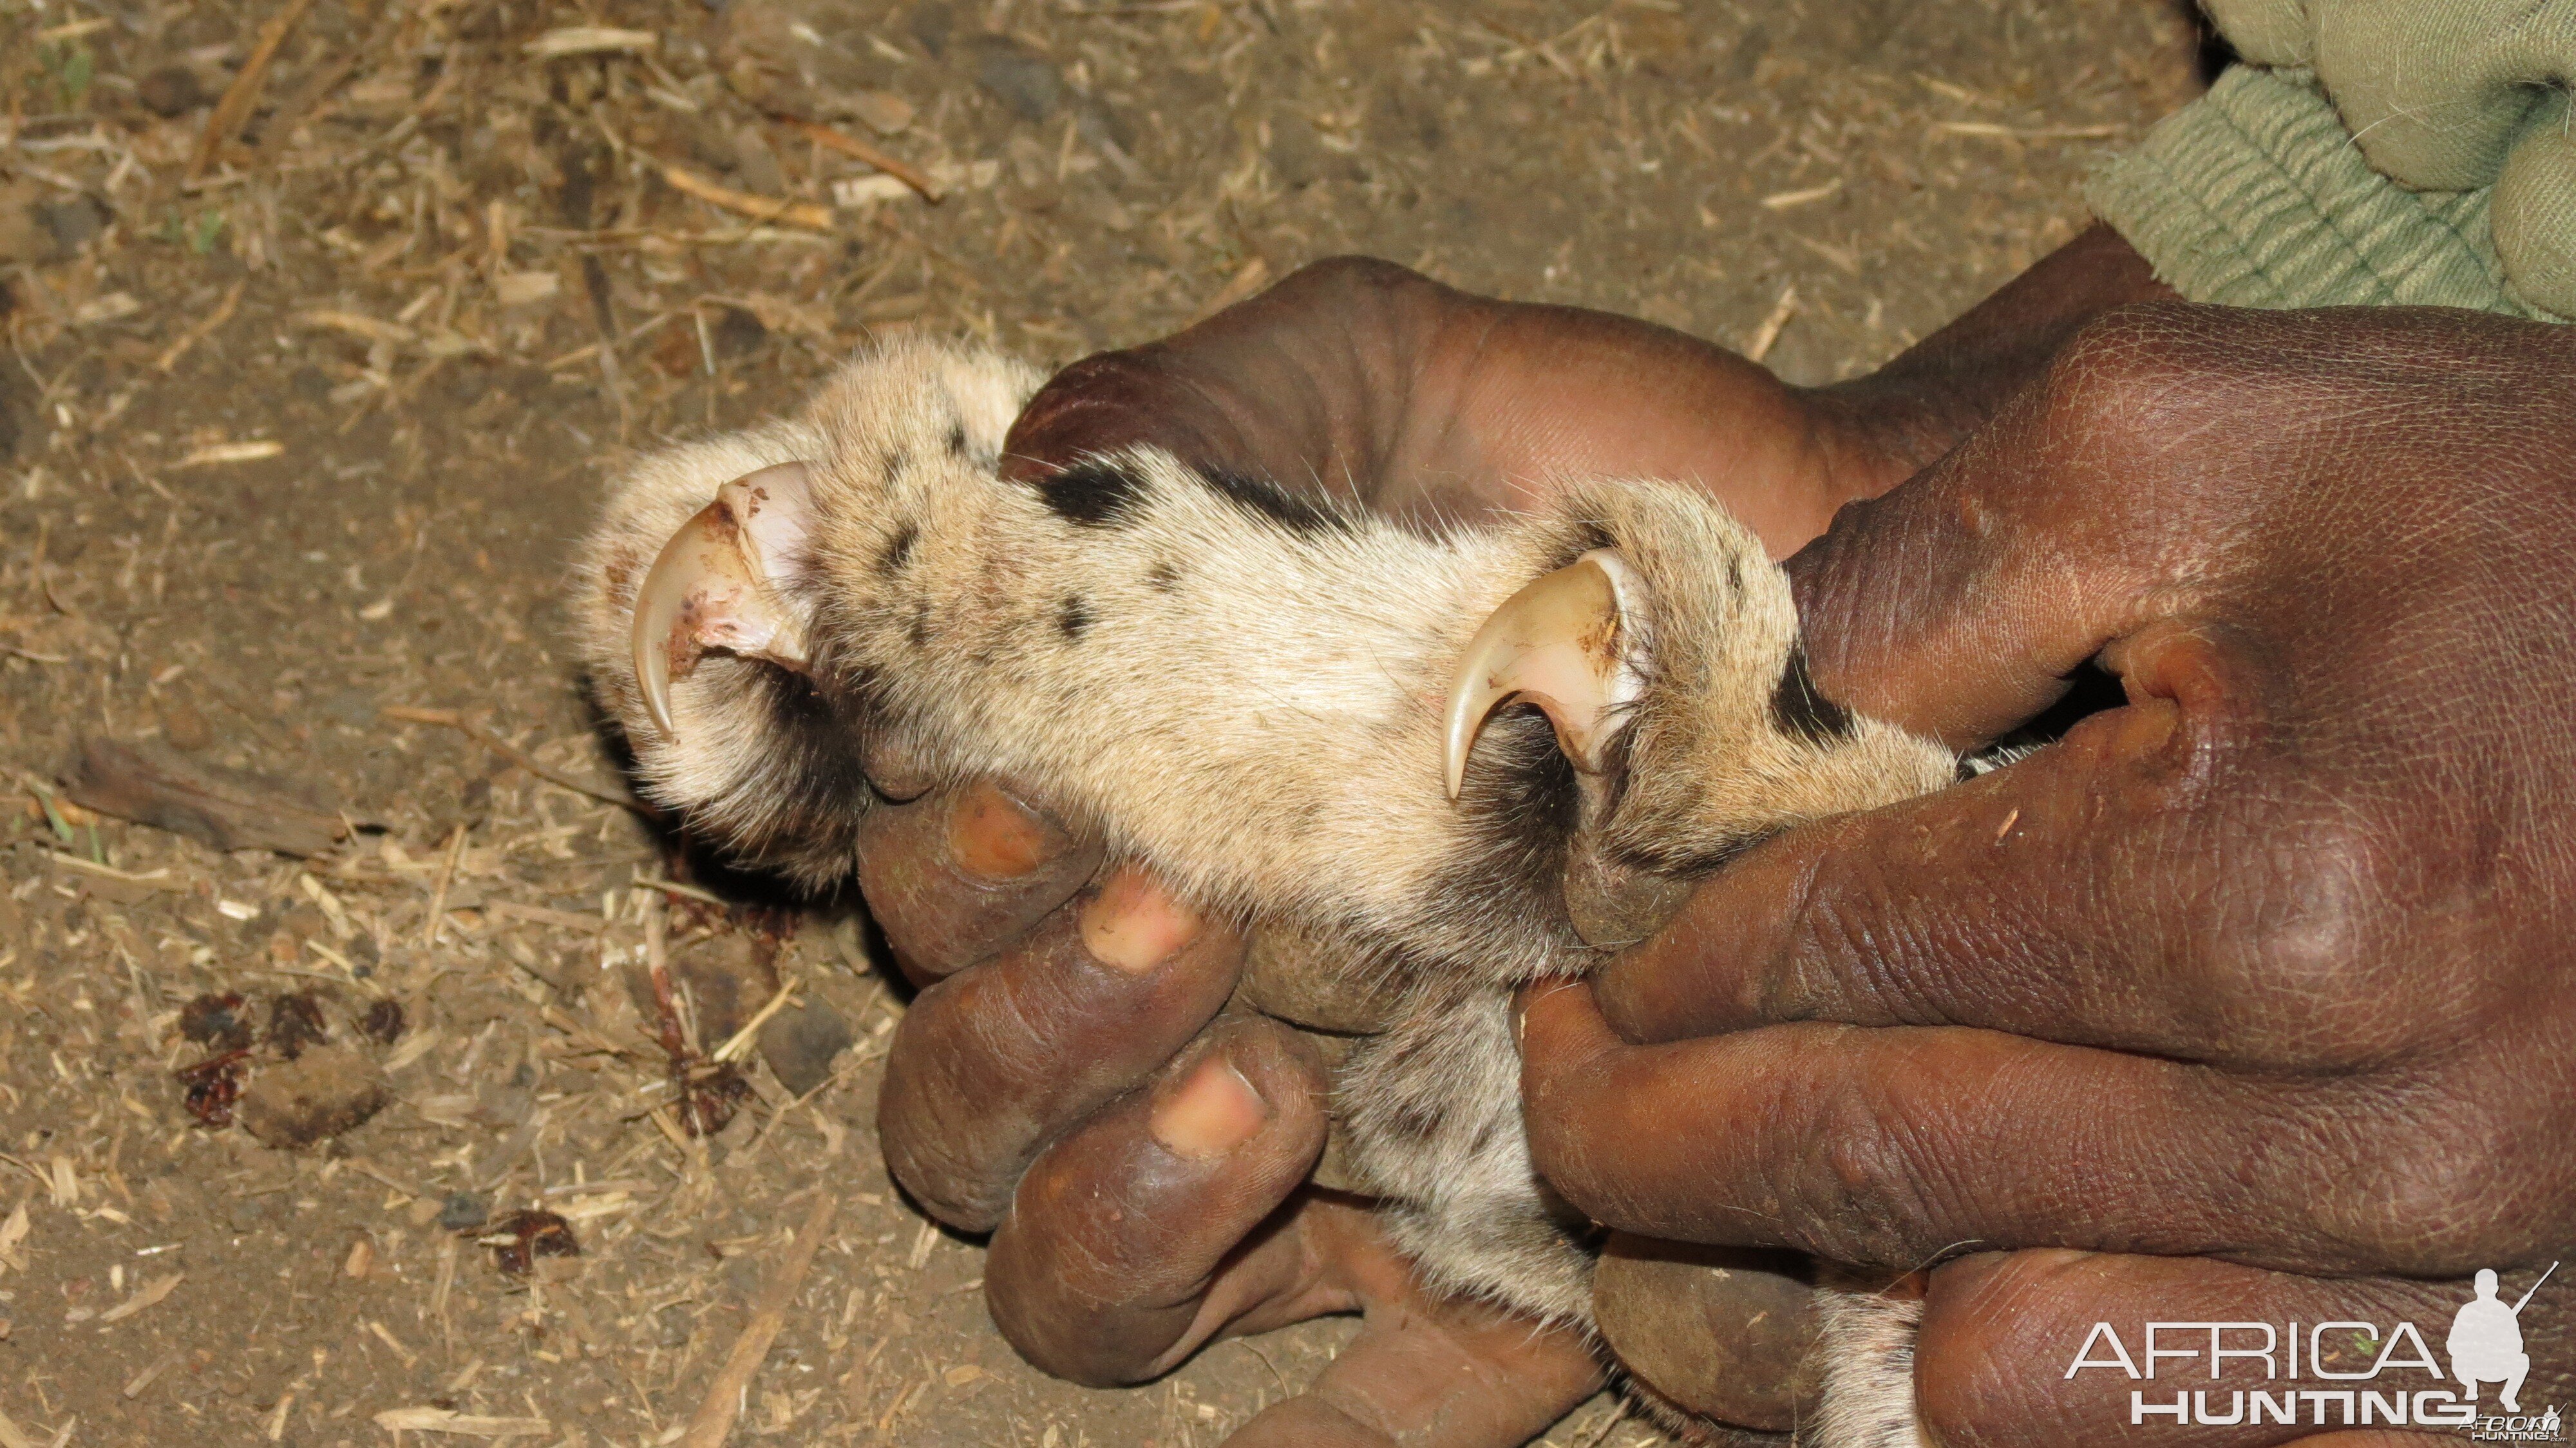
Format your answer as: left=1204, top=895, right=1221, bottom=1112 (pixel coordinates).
left=1810, top=1288, right=1931, bottom=1448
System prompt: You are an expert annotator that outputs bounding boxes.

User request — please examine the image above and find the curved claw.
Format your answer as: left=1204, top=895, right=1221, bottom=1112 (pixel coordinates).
left=1443, top=548, right=1646, bottom=801
left=631, top=461, right=815, bottom=739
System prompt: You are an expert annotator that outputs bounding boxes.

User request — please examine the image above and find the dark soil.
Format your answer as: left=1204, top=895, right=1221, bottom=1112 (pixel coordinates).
left=0, top=1, right=2200, bottom=1443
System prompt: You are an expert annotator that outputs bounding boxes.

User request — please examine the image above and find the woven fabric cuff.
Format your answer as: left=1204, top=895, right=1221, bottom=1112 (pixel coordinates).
left=2084, top=66, right=2559, bottom=321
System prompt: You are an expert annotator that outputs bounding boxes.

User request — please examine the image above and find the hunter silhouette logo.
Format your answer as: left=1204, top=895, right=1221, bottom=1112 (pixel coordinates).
left=2452, top=1264, right=2553, bottom=1413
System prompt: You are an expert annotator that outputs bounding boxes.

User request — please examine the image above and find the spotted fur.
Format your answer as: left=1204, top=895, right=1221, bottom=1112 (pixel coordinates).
left=571, top=336, right=1955, bottom=1442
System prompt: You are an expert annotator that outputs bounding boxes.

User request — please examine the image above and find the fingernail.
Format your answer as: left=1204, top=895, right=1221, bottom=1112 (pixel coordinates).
left=1151, top=1053, right=1268, bottom=1159
left=1079, top=865, right=1202, bottom=974
left=947, top=781, right=1063, bottom=881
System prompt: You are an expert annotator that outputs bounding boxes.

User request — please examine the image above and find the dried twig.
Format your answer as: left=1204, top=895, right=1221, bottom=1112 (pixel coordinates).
left=421, top=823, right=466, bottom=946
left=710, top=976, right=799, bottom=1064
left=153, top=280, right=247, bottom=373
left=191, top=0, right=322, bottom=180
left=659, top=164, right=836, bottom=233
left=1745, top=284, right=1800, bottom=365
left=790, top=121, right=944, bottom=202
left=524, top=26, right=658, bottom=60
left=679, top=1191, right=837, bottom=1448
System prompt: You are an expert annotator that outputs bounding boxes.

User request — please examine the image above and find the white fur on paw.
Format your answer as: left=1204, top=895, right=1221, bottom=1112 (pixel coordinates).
left=1810, top=1287, right=1930, bottom=1448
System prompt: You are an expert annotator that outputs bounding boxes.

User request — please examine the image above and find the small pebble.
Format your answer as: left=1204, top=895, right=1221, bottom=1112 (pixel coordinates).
left=137, top=64, right=206, bottom=117
left=34, top=197, right=106, bottom=256
left=710, top=305, right=766, bottom=361
left=758, top=997, right=854, bottom=1096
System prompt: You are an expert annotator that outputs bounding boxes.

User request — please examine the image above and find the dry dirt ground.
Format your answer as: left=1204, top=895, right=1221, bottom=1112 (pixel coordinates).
left=0, top=1, right=2205, bottom=1443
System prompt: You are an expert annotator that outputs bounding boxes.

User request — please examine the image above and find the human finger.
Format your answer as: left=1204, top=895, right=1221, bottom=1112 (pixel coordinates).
left=1518, top=981, right=2529, bottom=1277
left=1590, top=1234, right=1819, bottom=1434
left=855, top=777, right=1101, bottom=984
left=982, top=1016, right=1329, bottom=1385
left=877, top=864, right=1244, bottom=1231
left=1217, top=1295, right=1605, bottom=1448
left=1586, top=653, right=2428, bottom=1072
left=1005, top=256, right=1860, bottom=551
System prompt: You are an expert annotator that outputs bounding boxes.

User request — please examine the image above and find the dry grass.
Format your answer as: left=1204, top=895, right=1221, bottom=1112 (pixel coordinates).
left=0, top=0, right=2199, bottom=1442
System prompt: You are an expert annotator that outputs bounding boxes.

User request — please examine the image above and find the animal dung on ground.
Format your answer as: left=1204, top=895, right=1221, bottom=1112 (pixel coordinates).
left=236, top=1045, right=391, bottom=1150
left=482, top=1208, right=580, bottom=1277
left=357, top=998, right=406, bottom=1045
left=265, top=990, right=330, bottom=1060
left=671, top=1058, right=753, bottom=1137
left=178, top=991, right=255, bottom=1053
left=176, top=1049, right=250, bottom=1129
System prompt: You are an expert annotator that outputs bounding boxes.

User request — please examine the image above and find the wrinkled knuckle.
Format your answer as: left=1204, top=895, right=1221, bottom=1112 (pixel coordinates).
left=1784, top=862, right=1918, bottom=1022
left=880, top=1127, right=1010, bottom=1232
left=2202, top=812, right=2405, bottom=1054
left=1797, top=1087, right=1947, bottom=1264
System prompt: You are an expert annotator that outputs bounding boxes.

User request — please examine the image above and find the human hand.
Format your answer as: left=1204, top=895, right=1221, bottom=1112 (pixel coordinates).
left=864, top=775, right=1604, bottom=1445
left=1522, top=303, right=2576, bottom=1443
left=876, top=231, right=2176, bottom=1442
left=871, top=250, right=2038, bottom=1443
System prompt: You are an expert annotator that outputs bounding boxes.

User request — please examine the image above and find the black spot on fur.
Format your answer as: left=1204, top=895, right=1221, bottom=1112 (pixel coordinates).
left=1056, top=594, right=1092, bottom=640
left=1198, top=465, right=1350, bottom=537
left=1146, top=560, right=1180, bottom=592
left=1770, top=644, right=1855, bottom=743
left=1035, top=461, right=1151, bottom=528
left=907, top=600, right=931, bottom=647
left=876, top=523, right=918, bottom=576
left=945, top=423, right=967, bottom=457
left=881, top=448, right=909, bottom=483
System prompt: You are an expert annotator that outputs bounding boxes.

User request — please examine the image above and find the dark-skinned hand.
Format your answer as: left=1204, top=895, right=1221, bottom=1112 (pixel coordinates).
left=866, top=233, right=2170, bottom=1445
left=1522, top=302, right=2576, bottom=1446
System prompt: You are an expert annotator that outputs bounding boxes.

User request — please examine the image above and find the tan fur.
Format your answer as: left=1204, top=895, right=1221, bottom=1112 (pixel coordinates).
left=571, top=336, right=1958, bottom=1442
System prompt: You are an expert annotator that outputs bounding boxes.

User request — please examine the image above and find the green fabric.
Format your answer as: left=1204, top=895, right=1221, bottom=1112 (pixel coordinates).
left=2085, top=0, right=2576, bottom=321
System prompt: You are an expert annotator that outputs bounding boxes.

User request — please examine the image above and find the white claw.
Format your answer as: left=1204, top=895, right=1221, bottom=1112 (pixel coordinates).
left=630, top=461, right=816, bottom=739
left=1443, top=548, right=1646, bottom=801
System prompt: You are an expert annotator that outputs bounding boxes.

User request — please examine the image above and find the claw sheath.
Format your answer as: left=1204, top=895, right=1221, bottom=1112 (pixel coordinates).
left=630, top=461, right=815, bottom=738
left=1443, top=548, right=1645, bottom=800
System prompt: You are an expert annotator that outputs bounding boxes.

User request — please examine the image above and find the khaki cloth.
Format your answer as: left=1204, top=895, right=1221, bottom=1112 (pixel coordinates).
left=2086, top=1, right=2575, bottom=320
